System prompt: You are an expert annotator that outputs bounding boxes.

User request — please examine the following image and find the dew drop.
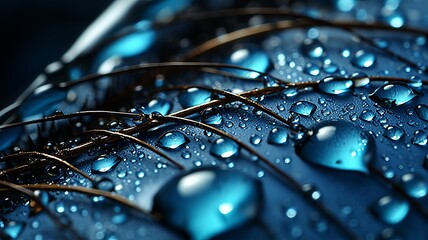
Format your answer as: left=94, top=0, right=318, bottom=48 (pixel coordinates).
left=296, top=120, right=375, bottom=173
left=267, top=128, right=288, bottom=145
left=156, top=131, right=190, bottom=150
left=144, top=99, right=172, bottom=115
left=210, top=138, right=239, bottom=159
left=351, top=50, right=375, bottom=68
left=201, top=108, right=223, bottom=125
left=91, top=154, right=122, bottom=173
left=289, top=101, right=316, bottom=116
left=369, top=83, right=418, bottom=108
left=318, top=76, right=353, bottom=95
left=322, top=62, right=338, bottom=74
left=359, top=110, right=376, bottom=122
left=178, top=88, right=212, bottom=108
left=301, top=38, right=324, bottom=58
left=94, top=177, right=115, bottom=192
left=107, top=120, right=125, bottom=132
left=228, top=48, right=270, bottom=78
left=372, top=195, right=409, bottom=224
left=383, top=126, right=405, bottom=141
left=409, top=76, right=422, bottom=88
left=304, top=63, right=320, bottom=76
left=412, top=130, right=427, bottom=146
left=351, top=72, right=370, bottom=87
left=400, top=173, right=427, bottom=198
left=415, top=104, right=428, bottom=121
left=152, top=167, right=262, bottom=240
left=250, top=135, right=262, bottom=145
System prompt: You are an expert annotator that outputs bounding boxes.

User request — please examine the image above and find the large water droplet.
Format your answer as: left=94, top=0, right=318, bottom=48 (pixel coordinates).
left=201, top=108, right=223, bottom=125
left=412, top=130, right=427, bottom=146
left=296, top=120, right=375, bottom=173
left=383, top=126, right=404, bottom=141
left=91, top=154, right=122, bottom=173
left=156, top=131, right=190, bottom=150
left=318, top=76, right=353, bottom=95
left=228, top=48, right=270, bottom=78
left=267, top=127, right=288, bottom=145
left=153, top=167, right=262, bottom=240
left=351, top=50, right=376, bottom=68
left=372, top=195, right=409, bottom=224
left=400, top=173, right=427, bottom=198
left=415, top=104, right=428, bottom=121
left=178, top=88, right=212, bottom=108
left=144, top=99, right=172, bottom=115
left=301, top=38, right=324, bottom=58
left=370, top=83, right=418, bottom=108
left=289, top=101, right=317, bottom=116
left=210, top=138, right=239, bottom=159
left=359, top=110, right=375, bottom=122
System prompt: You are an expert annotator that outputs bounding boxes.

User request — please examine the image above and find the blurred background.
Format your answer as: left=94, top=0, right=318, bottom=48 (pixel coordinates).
left=0, top=1, right=111, bottom=109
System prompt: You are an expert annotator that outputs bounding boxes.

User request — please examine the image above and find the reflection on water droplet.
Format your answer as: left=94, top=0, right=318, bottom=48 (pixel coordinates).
left=370, top=83, right=417, bottom=108
left=145, top=99, right=172, bottom=115
left=268, top=128, right=288, bottom=145
left=289, top=101, right=316, bottom=116
left=228, top=48, right=270, bottom=78
left=372, top=195, right=409, bottom=224
left=91, top=154, right=122, bottom=173
left=351, top=72, right=370, bottom=87
left=409, top=76, right=422, bottom=88
left=296, top=120, right=375, bottom=173
left=359, top=110, right=375, bottom=122
left=400, top=173, right=427, bottom=198
left=415, top=104, right=428, bottom=121
left=178, top=88, right=212, bottom=108
left=202, top=108, right=223, bottom=125
left=250, top=135, right=262, bottom=145
left=210, top=138, right=239, bottom=159
left=156, top=131, right=190, bottom=150
left=383, top=126, right=405, bottom=141
left=412, top=130, right=427, bottom=146
left=318, top=76, right=353, bottom=95
left=153, top=167, right=262, bottom=240
left=301, top=38, right=324, bottom=58
left=351, top=50, right=375, bottom=68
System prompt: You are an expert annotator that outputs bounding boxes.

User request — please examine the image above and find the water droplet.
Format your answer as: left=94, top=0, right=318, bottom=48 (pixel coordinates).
left=400, top=173, right=427, bottom=198
left=178, top=88, right=212, bottom=108
left=228, top=48, right=271, bottom=78
left=201, top=108, right=223, bottom=125
left=301, top=184, right=322, bottom=200
left=210, top=138, right=239, bottom=159
left=296, top=120, right=375, bottom=173
left=301, top=38, right=324, bottom=58
left=412, top=130, right=427, bottom=146
left=289, top=101, right=316, bottom=116
left=144, top=99, right=172, bottom=115
left=384, top=12, right=405, bottom=28
left=250, top=135, right=262, bottom=145
left=156, top=131, right=190, bottom=150
left=318, top=76, right=353, bottom=95
left=91, top=154, right=122, bottom=173
left=372, top=195, right=409, bottom=224
left=359, top=110, right=376, bottom=122
left=351, top=50, right=376, bottom=68
left=152, top=167, right=263, bottom=240
left=94, top=177, right=115, bottom=191
left=266, top=127, right=288, bottom=145
left=351, top=72, right=370, bottom=87
left=322, top=62, right=338, bottom=74
left=370, top=83, right=418, bottom=108
left=107, top=120, right=125, bottom=132
left=304, top=63, right=320, bottom=76
left=383, top=126, right=405, bottom=141
left=3, top=221, right=24, bottom=239
left=409, top=76, right=422, bottom=88
left=181, top=151, right=191, bottom=159
left=415, top=104, right=428, bottom=121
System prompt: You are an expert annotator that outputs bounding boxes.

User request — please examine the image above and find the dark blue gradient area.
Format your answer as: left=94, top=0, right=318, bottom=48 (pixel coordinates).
left=1, top=0, right=428, bottom=239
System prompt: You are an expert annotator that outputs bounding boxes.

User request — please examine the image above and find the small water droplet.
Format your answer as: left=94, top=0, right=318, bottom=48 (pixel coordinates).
left=409, top=76, right=422, bottom=88
left=318, top=76, right=353, bottom=95
left=296, top=120, right=375, bottom=173
left=289, top=101, right=316, bottom=116
left=178, top=88, right=212, bottom=108
left=415, top=104, right=428, bottom=121
left=301, top=38, right=324, bottom=58
left=156, top=131, right=190, bottom=150
left=210, top=138, right=239, bottom=159
left=201, top=108, right=223, bottom=125
left=152, top=167, right=262, bottom=240
left=370, top=83, right=418, bottom=108
left=181, top=151, right=191, bottom=159
left=304, top=63, right=320, bottom=76
left=94, top=177, right=115, bottom=191
left=383, top=126, right=405, bottom=141
left=267, top=128, right=288, bottom=145
left=250, top=135, right=262, bottom=145
left=400, top=173, right=427, bottom=198
left=359, top=110, right=376, bottom=122
left=372, top=195, right=409, bottom=224
left=351, top=72, right=370, bottom=87
left=107, top=120, right=125, bottom=132
left=144, top=99, right=172, bottom=115
left=91, top=154, right=122, bottom=173
left=301, top=184, right=322, bottom=200
left=351, top=50, right=375, bottom=68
